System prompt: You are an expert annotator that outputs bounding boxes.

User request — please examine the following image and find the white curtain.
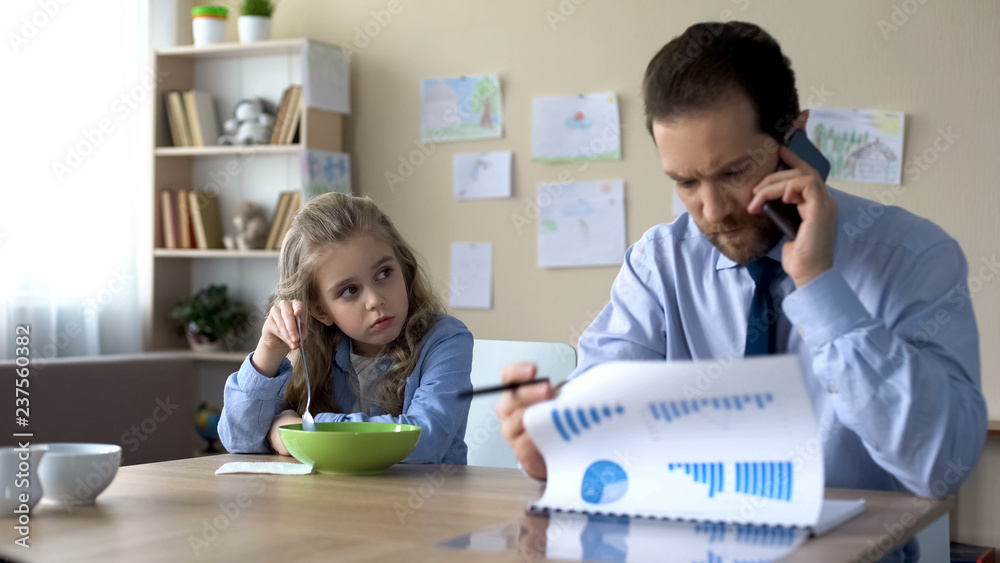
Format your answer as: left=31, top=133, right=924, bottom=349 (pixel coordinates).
left=0, top=0, right=184, bottom=360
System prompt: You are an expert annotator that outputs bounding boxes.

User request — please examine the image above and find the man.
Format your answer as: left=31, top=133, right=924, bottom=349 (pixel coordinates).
left=498, top=21, right=986, bottom=562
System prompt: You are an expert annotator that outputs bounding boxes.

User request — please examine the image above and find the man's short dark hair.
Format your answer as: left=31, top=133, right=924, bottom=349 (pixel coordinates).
left=642, top=21, right=800, bottom=143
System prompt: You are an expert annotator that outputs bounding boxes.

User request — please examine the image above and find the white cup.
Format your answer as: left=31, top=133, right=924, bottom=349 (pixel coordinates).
left=0, top=446, right=46, bottom=517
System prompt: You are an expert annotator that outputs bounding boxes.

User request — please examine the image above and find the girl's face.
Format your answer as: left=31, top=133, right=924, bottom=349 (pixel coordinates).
left=309, top=235, right=409, bottom=356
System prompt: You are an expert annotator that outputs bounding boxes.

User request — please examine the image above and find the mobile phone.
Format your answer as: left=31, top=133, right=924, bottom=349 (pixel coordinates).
left=761, top=130, right=831, bottom=241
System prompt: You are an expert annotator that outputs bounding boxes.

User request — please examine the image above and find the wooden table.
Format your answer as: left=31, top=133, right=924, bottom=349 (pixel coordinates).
left=1, top=455, right=952, bottom=562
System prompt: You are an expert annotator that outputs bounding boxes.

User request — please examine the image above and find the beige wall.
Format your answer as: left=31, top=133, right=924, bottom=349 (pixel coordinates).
left=210, top=0, right=998, bottom=546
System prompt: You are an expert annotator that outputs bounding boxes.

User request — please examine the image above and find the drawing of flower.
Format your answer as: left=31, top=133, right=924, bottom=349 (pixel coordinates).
left=566, top=110, right=593, bottom=129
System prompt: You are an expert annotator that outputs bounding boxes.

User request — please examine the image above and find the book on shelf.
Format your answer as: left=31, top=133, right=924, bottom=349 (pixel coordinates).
left=165, top=91, right=192, bottom=147
left=163, top=189, right=184, bottom=250
left=288, top=116, right=301, bottom=144
left=265, top=190, right=303, bottom=251
left=289, top=86, right=304, bottom=144
left=265, top=192, right=293, bottom=251
left=177, top=189, right=196, bottom=249
left=158, top=188, right=226, bottom=251
left=277, top=191, right=302, bottom=245
left=182, top=90, right=220, bottom=147
left=270, top=86, right=294, bottom=145
left=189, top=190, right=225, bottom=249
left=286, top=97, right=302, bottom=144
left=160, top=182, right=337, bottom=253
left=279, top=86, right=303, bottom=145
left=171, top=190, right=183, bottom=250
left=160, top=189, right=176, bottom=249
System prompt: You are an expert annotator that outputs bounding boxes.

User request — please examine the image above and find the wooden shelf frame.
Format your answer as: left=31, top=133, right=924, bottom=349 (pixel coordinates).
left=154, top=144, right=302, bottom=157
left=145, top=37, right=348, bottom=353
left=155, top=38, right=312, bottom=60
left=154, top=249, right=279, bottom=258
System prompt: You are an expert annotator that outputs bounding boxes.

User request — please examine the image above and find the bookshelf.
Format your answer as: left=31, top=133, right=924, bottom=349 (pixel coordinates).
left=154, top=144, right=302, bottom=157
left=153, top=249, right=280, bottom=259
left=146, top=38, right=350, bottom=355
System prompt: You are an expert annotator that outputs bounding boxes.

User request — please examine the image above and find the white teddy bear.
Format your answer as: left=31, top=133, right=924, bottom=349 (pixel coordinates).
left=218, top=98, right=275, bottom=145
left=223, top=201, right=270, bottom=251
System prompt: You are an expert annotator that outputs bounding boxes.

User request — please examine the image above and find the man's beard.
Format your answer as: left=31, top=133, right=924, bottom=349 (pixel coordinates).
left=698, top=212, right=784, bottom=265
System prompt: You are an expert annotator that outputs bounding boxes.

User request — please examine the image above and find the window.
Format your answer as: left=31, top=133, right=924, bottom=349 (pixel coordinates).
left=1, top=0, right=151, bottom=358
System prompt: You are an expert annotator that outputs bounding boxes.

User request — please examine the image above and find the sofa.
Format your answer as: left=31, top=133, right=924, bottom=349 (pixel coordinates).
left=1, top=353, right=198, bottom=466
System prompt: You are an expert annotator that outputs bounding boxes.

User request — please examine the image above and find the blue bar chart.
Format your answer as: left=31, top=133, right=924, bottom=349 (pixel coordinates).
left=551, top=404, right=626, bottom=442
left=668, top=462, right=725, bottom=498
left=735, top=462, right=793, bottom=501
left=649, top=393, right=774, bottom=424
left=667, top=461, right=794, bottom=502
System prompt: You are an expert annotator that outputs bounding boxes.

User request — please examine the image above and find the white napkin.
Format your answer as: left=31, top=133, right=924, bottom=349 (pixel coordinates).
left=215, top=462, right=314, bottom=475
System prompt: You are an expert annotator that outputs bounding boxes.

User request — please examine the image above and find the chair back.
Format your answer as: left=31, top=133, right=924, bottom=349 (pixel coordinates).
left=465, top=339, right=576, bottom=468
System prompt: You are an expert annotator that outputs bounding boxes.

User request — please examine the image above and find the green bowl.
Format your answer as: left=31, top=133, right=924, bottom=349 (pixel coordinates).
left=279, top=422, right=421, bottom=475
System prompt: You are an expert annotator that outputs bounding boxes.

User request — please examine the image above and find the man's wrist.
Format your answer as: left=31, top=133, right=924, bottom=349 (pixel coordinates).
left=784, top=269, right=870, bottom=348
left=790, top=263, right=833, bottom=289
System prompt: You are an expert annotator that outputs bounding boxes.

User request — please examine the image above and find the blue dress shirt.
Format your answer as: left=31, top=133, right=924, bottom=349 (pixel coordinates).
left=219, top=314, right=474, bottom=464
left=572, top=187, right=986, bottom=556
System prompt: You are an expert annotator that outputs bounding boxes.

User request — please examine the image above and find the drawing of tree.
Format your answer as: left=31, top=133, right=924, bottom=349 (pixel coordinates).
left=813, top=123, right=869, bottom=179
left=472, top=76, right=501, bottom=129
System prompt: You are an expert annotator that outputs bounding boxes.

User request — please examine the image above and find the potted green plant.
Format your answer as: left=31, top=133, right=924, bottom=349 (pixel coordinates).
left=238, top=0, right=274, bottom=43
left=171, top=284, right=247, bottom=352
left=192, top=6, right=228, bottom=46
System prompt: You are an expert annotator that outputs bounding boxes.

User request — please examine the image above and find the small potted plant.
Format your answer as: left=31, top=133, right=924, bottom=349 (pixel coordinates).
left=191, top=5, right=228, bottom=46
left=238, top=0, right=274, bottom=43
left=172, top=284, right=247, bottom=352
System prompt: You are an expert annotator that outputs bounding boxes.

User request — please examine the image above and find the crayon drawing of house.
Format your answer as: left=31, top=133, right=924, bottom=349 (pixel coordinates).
left=845, top=138, right=898, bottom=183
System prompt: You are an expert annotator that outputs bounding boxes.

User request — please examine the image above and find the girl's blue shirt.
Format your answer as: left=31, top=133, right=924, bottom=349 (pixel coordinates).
left=219, top=314, right=474, bottom=464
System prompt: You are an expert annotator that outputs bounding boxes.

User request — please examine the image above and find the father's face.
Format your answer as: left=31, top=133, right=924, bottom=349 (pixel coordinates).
left=652, top=92, right=783, bottom=265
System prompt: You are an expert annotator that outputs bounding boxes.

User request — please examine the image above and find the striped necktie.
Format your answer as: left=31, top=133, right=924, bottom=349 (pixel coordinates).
left=744, top=257, right=783, bottom=356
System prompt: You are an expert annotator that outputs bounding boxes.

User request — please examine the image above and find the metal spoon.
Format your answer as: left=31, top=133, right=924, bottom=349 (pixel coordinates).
left=296, top=316, right=317, bottom=432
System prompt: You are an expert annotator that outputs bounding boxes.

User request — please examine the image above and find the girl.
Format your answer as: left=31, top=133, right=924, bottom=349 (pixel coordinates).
left=218, top=192, right=474, bottom=464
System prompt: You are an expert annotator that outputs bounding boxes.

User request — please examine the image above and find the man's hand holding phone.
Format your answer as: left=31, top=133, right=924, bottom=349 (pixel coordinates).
left=748, top=140, right=838, bottom=289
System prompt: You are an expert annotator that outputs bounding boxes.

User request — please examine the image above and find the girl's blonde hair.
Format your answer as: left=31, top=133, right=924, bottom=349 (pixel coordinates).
left=274, top=192, right=443, bottom=416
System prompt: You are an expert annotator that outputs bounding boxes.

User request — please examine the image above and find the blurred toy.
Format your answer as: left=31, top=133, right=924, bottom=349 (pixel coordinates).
left=195, top=402, right=222, bottom=453
left=223, top=201, right=270, bottom=250
left=218, top=98, right=274, bottom=145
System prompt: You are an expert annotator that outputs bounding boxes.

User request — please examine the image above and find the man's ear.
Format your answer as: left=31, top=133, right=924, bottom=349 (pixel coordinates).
left=782, top=109, right=811, bottom=144
left=791, top=109, right=810, bottom=133
left=310, top=302, right=334, bottom=327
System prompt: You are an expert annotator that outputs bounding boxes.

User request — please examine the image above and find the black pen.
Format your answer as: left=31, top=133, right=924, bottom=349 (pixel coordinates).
left=459, top=377, right=551, bottom=399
